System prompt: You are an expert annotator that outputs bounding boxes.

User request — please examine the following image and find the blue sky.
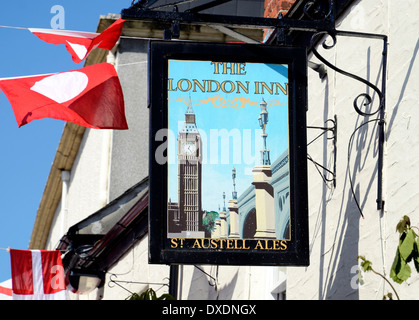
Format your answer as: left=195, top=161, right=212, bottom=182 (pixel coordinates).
left=0, top=0, right=131, bottom=283
left=167, top=59, right=289, bottom=212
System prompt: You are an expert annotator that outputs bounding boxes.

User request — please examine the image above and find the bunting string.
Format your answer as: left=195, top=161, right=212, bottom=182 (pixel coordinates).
left=0, top=25, right=28, bottom=30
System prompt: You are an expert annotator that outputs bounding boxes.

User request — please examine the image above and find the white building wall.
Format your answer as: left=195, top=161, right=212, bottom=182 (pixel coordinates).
left=287, top=0, right=419, bottom=300
left=175, top=265, right=285, bottom=300
left=101, top=236, right=170, bottom=300
left=46, top=128, right=113, bottom=250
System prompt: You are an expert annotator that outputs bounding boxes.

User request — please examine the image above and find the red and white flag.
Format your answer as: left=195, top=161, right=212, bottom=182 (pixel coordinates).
left=0, top=279, right=12, bottom=300
left=0, top=62, right=128, bottom=129
left=10, top=249, right=68, bottom=300
left=29, top=18, right=125, bottom=63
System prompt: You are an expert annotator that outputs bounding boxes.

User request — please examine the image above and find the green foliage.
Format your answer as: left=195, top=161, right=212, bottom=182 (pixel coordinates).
left=383, top=292, right=393, bottom=300
left=357, top=255, right=400, bottom=300
left=202, top=211, right=219, bottom=232
left=390, top=216, right=419, bottom=284
left=358, top=256, right=372, bottom=272
left=126, top=288, right=174, bottom=300
left=358, top=215, right=419, bottom=300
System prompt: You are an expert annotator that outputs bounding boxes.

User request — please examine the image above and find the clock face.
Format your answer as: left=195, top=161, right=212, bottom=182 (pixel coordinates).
left=183, top=142, right=196, bottom=155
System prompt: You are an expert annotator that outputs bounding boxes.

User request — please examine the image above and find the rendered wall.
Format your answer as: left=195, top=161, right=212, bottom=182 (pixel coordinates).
left=46, top=128, right=113, bottom=250
left=287, top=0, right=419, bottom=300
left=109, top=39, right=150, bottom=202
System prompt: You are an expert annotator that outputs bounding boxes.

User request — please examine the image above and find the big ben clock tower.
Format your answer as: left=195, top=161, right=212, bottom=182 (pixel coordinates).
left=177, top=105, right=205, bottom=238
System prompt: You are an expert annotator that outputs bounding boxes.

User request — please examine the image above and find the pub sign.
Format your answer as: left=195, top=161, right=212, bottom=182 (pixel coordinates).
left=148, top=40, right=309, bottom=266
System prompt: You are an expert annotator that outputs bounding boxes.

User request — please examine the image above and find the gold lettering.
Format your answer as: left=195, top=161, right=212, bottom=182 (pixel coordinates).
left=255, top=82, right=288, bottom=95
left=226, top=239, right=234, bottom=249
left=202, top=238, right=211, bottom=249
left=177, top=79, right=192, bottom=92
left=261, top=82, right=273, bottom=95
left=193, top=79, right=206, bottom=93
left=192, top=239, right=201, bottom=249
left=211, top=239, right=218, bottom=249
left=222, top=62, right=235, bottom=74
left=170, top=238, right=178, bottom=248
left=254, top=81, right=261, bottom=94
left=168, top=78, right=177, bottom=91
left=237, top=63, right=246, bottom=75
left=264, top=240, right=272, bottom=250
left=211, top=62, right=246, bottom=75
left=255, top=240, right=264, bottom=249
left=275, top=83, right=288, bottom=95
left=211, top=62, right=222, bottom=74
left=220, top=80, right=235, bottom=93
left=281, top=240, right=287, bottom=250
left=236, top=81, right=249, bottom=94
left=208, top=80, right=221, bottom=92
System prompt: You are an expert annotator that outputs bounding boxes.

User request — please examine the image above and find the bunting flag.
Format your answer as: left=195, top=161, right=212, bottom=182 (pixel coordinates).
left=0, top=62, right=128, bottom=129
left=0, top=279, right=12, bottom=300
left=10, top=249, right=68, bottom=300
left=29, top=18, right=125, bottom=63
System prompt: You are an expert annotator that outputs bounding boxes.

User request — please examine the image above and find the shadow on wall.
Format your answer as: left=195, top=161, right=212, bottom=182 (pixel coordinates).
left=315, top=44, right=387, bottom=299
left=312, top=72, right=361, bottom=299
left=185, top=266, right=239, bottom=300
left=386, top=38, right=419, bottom=138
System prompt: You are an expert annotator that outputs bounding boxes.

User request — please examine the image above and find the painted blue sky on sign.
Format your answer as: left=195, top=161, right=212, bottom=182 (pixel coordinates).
left=167, top=59, right=289, bottom=211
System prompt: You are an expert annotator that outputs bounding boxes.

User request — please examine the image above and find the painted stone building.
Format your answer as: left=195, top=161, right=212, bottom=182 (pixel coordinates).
left=237, top=149, right=290, bottom=240
left=29, top=0, right=419, bottom=300
left=168, top=97, right=290, bottom=242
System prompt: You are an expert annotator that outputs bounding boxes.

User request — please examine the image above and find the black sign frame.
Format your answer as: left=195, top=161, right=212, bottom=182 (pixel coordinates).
left=148, top=40, right=309, bottom=266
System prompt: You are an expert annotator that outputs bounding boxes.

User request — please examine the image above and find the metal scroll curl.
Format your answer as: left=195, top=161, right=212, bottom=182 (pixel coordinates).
left=310, top=31, right=384, bottom=117
left=303, top=0, right=334, bottom=21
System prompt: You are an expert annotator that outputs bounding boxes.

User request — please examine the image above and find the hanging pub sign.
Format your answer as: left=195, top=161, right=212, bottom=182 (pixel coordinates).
left=148, top=40, right=309, bottom=266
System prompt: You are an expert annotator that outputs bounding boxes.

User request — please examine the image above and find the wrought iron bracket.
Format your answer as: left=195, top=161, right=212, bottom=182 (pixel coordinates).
left=123, top=1, right=336, bottom=32
left=122, top=0, right=388, bottom=213
left=108, top=273, right=169, bottom=295
left=307, top=116, right=337, bottom=188
left=309, top=29, right=387, bottom=212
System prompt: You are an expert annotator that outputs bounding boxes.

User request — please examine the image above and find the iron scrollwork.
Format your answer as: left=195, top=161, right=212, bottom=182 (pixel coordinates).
left=309, top=31, right=384, bottom=117
left=308, top=28, right=388, bottom=212
left=303, top=0, right=334, bottom=21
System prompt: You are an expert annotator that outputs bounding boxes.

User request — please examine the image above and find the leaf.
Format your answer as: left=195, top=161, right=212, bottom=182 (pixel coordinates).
left=415, top=238, right=419, bottom=273
left=399, top=229, right=416, bottom=261
left=127, top=288, right=175, bottom=300
left=158, top=293, right=175, bottom=300
left=396, top=215, right=411, bottom=234
left=390, top=248, right=412, bottom=284
left=390, top=248, right=403, bottom=284
left=136, top=288, right=158, bottom=300
left=357, top=256, right=372, bottom=272
left=383, top=293, right=393, bottom=300
left=414, top=256, right=419, bottom=273
left=398, top=260, right=411, bottom=282
left=126, top=293, right=141, bottom=300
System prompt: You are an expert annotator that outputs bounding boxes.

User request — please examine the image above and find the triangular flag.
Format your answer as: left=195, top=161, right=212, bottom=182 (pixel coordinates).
left=0, top=62, right=128, bottom=129
left=0, top=279, right=12, bottom=300
left=10, top=249, right=68, bottom=300
left=29, top=18, right=125, bottom=63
